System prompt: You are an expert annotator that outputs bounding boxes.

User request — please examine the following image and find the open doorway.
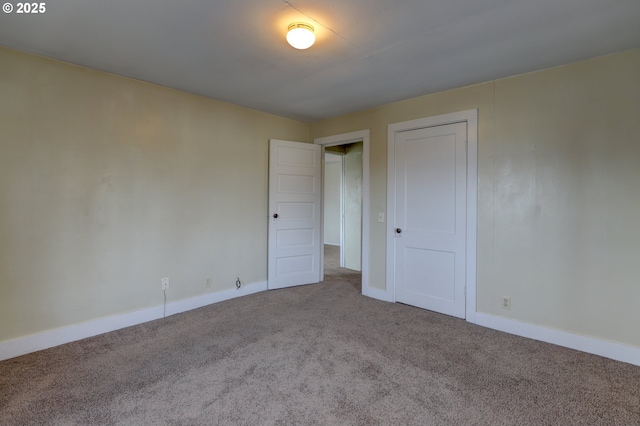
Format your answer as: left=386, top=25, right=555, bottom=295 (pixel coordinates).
left=315, top=132, right=371, bottom=300
left=323, top=152, right=343, bottom=268
left=324, top=142, right=363, bottom=270
left=322, top=143, right=363, bottom=291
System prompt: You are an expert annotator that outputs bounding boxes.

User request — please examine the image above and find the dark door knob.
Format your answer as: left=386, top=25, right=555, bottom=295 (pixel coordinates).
left=273, top=213, right=279, bottom=219
left=395, top=228, right=402, bottom=234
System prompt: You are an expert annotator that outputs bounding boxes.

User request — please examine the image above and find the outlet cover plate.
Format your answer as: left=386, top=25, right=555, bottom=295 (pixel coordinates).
left=501, top=296, right=511, bottom=310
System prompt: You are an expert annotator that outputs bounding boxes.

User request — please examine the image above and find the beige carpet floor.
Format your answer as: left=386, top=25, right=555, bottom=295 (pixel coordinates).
left=1, top=245, right=639, bottom=425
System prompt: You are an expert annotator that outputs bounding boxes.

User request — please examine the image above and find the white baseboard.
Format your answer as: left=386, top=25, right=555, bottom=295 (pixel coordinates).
left=4, top=286, right=637, bottom=367
left=362, top=286, right=393, bottom=302
left=475, top=312, right=640, bottom=367
left=0, top=280, right=267, bottom=362
left=165, top=280, right=267, bottom=317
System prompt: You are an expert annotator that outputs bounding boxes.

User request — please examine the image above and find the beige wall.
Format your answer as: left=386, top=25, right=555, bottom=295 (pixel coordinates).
left=311, top=49, right=640, bottom=348
left=0, top=47, right=308, bottom=341
left=2, top=44, right=639, bottom=351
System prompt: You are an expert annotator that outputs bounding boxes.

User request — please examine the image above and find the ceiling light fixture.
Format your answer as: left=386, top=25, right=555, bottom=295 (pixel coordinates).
left=286, top=23, right=315, bottom=50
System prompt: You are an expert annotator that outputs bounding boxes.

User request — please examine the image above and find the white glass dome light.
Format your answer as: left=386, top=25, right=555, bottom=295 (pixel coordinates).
left=286, top=23, right=315, bottom=50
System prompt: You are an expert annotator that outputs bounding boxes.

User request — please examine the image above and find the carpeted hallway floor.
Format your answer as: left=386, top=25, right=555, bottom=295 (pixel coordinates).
left=1, top=246, right=639, bottom=425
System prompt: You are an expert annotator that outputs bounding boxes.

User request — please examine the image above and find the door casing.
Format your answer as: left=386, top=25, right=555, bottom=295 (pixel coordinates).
left=387, top=110, right=478, bottom=324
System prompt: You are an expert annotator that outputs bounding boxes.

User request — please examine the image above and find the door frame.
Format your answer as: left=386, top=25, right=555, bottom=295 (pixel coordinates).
left=314, top=130, right=371, bottom=296
left=387, top=110, right=478, bottom=324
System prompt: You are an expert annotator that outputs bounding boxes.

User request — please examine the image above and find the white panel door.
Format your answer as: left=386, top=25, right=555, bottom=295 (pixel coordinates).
left=268, top=140, right=322, bottom=290
left=393, top=122, right=467, bottom=318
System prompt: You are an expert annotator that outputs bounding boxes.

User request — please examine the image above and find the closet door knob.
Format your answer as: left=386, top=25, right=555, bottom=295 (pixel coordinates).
left=273, top=213, right=279, bottom=219
left=395, top=228, right=402, bottom=234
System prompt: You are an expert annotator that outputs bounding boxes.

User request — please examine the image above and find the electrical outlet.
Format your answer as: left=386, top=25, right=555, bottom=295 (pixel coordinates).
left=205, top=276, right=211, bottom=288
left=501, top=296, right=511, bottom=310
left=161, top=277, right=169, bottom=291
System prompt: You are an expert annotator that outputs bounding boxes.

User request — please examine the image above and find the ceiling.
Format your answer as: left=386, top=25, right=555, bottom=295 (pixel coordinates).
left=1, top=0, right=639, bottom=122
